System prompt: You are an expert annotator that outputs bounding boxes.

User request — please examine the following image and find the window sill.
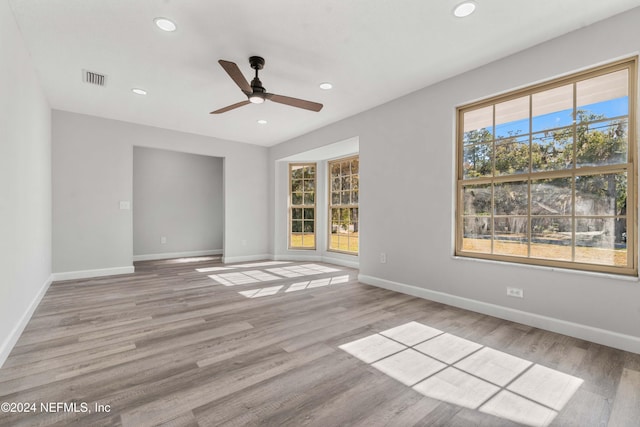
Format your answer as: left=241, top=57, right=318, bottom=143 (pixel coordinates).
left=451, top=254, right=639, bottom=282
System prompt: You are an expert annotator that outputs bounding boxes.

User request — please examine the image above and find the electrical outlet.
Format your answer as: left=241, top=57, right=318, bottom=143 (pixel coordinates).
left=507, top=287, right=524, bottom=298
left=161, top=236, right=167, bottom=244
left=380, top=252, right=387, bottom=264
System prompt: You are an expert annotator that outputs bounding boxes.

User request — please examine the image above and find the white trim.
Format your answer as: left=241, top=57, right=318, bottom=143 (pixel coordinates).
left=0, top=275, right=53, bottom=368
left=51, top=266, right=135, bottom=282
left=358, top=274, right=640, bottom=355
left=273, top=253, right=322, bottom=262
left=272, top=253, right=359, bottom=268
left=133, top=249, right=223, bottom=262
left=222, top=254, right=272, bottom=264
left=321, top=255, right=359, bottom=269
left=452, top=255, right=640, bottom=282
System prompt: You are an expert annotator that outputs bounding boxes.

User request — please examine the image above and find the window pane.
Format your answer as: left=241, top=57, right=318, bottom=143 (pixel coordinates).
left=352, top=176, right=359, bottom=190
left=351, top=159, right=359, bottom=175
left=341, top=161, right=350, bottom=175
left=349, top=235, right=359, bottom=252
left=575, top=218, right=626, bottom=266
left=463, top=183, right=491, bottom=216
left=340, top=208, right=350, bottom=223
left=575, top=172, right=626, bottom=216
left=331, top=208, right=340, bottom=222
left=331, top=163, right=341, bottom=177
left=303, top=192, right=314, bottom=205
left=495, top=96, right=529, bottom=140
left=332, top=193, right=340, bottom=205
left=341, top=176, right=351, bottom=190
left=291, top=179, right=303, bottom=192
left=463, top=143, right=493, bottom=179
left=531, top=217, right=572, bottom=260
left=352, top=190, right=359, bottom=204
left=494, top=181, right=528, bottom=215
left=462, top=217, right=491, bottom=253
left=291, top=166, right=303, bottom=179
left=332, top=178, right=341, bottom=191
left=495, top=137, right=529, bottom=176
left=304, top=179, right=315, bottom=191
left=341, top=191, right=350, bottom=205
left=292, top=193, right=303, bottom=205
left=350, top=208, right=359, bottom=224
left=303, top=208, right=314, bottom=220
left=330, top=234, right=340, bottom=250
left=292, top=220, right=302, bottom=233
left=303, top=221, right=314, bottom=233
left=301, top=234, right=315, bottom=248
left=531, top=178, right=572, bottom=216
left=292, top=208, right=302, bottom=220
left=463, top=106, right=493, bottom=144
left=494, top=217, right=528, bottom=257
left=577, top=69, right=628, bottom=120
left=532, top=84, right=573, bottom=132
left=331, top=222, right=339, bottom=235
left=532, top=129, right=573, bottom=172
left=303, top=166, right=315, bottom=178
left=576, top=119, right=627, bottom=167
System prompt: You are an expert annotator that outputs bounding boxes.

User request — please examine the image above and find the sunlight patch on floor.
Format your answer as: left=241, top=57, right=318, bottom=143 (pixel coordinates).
left=238, top=275, right=350, bottom=298
left=266, top=264, right=340, bottom=277
left=339, top=321, right=583, bottom=427
left=238, top=285, right=284, bottom=298
left=208, top=270, right=281, bottom=286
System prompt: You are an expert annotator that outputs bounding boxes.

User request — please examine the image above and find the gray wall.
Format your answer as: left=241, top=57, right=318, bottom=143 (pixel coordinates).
left=52, top=110, right=269, bottom=274
left=133, top=147, right=223, bottom=257
left=269, top=8, right=640, bottom=350
left=0, top=0, right=51, bottom=365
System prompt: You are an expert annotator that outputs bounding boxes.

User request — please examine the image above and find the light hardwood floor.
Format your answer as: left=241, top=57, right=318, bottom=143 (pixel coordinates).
left=1, top=258, right=639, bottom=426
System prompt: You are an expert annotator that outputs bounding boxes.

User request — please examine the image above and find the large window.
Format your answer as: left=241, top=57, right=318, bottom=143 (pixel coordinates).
left=329, top=156, right=359, bottom=254
left=456, top=59, right=637, bottom=275
left=289, top=163, right=316, bottom=249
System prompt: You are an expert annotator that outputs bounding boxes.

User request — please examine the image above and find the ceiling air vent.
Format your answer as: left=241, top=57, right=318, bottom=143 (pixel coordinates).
left=82, top=69, right=107, bottom=86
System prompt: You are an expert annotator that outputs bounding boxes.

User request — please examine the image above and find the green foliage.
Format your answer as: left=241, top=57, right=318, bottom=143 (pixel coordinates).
left=463, top=107, right=629, bottom=219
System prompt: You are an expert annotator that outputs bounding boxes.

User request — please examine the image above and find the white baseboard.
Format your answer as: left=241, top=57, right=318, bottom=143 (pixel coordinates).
left=222, top=254, right=272, bottom=264
left=273, top=254, right=322, bottom=262
left=359, top=274, right=640, bottom=355
left=133, top=249, right=223, bottom=262
left=272, top=253, right=359, bottom=269
left=51, top=266, right=135, bottom=282
left=0, top=274, right=53, bottom=368
left=321, top=255, right=359, bottom=269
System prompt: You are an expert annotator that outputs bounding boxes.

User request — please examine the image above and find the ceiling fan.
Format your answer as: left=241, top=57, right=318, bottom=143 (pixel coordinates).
left=210, top=56, right=323, bottom=114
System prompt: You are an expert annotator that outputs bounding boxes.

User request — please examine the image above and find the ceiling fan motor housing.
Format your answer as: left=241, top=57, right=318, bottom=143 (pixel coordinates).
left=249, top=56, right=265, bottom=70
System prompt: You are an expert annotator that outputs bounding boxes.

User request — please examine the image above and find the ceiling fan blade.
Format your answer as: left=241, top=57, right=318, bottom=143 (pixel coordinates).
left=218, top=60, right=252, bottom=94
left=266, top=93, right=323, bottom=112
left=210, top=100, right=251, bottom=114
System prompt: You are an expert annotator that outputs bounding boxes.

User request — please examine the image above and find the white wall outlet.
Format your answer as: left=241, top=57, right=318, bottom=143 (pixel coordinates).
left=380, top=252, right=387, bottom=264
left=507, top=287, right=524, bottom=298
left=160, top=236, right=167, bottom=244
left=119, top=201, right=130, bottom=210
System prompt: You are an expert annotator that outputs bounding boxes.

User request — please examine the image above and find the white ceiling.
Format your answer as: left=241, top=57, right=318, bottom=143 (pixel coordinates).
left=9, top=0, right=640, bottom=147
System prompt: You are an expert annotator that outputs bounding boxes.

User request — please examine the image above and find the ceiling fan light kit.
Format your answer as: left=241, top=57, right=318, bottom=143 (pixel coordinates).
left=211, top=56, right=323, bottom=114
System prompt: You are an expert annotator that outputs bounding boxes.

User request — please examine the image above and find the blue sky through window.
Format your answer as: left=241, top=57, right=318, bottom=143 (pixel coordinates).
left=477, top=96, right=628, bottom=141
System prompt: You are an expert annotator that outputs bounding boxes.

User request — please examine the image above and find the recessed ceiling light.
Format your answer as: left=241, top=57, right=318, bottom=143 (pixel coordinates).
left=154, top=17, right=177, bottom=32
left=319, top=82, right=333, bottom=90
left=453, top=1, right=476, bottom=18
left=257, top=119, right=268, bottom=125
left=132, top=88, right=147, bottom=95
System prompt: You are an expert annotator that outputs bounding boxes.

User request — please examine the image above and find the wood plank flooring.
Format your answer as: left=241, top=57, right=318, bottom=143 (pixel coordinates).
left=1, top=257, right=639, bottom=426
